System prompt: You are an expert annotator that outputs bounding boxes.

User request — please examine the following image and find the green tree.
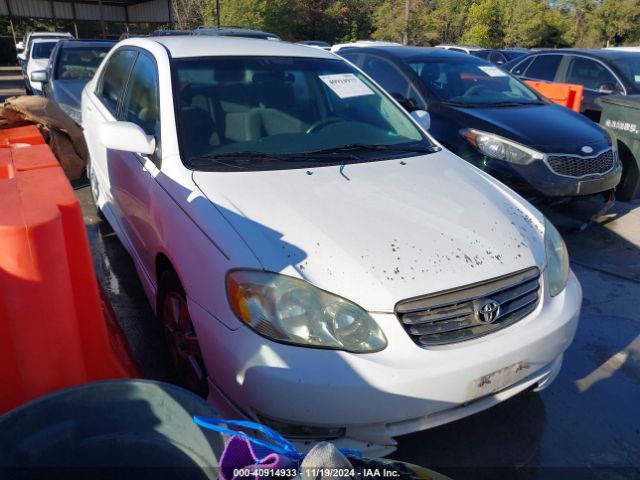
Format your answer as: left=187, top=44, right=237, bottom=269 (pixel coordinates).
left=502, top=0, right=571, bottom=47
left=372, top=0, right=436, bottom=45
left=205, top=0, right=302, bottom=40
left=427, top=0, right=472, bottom=44
left=593, top=0, right=640, bottom=46
left=461, top=0, right=504, bottom=48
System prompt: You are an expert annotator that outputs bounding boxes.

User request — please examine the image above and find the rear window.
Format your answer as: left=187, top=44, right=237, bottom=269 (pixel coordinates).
left=57, top=46, right=112, bottom=80
left=32, top=42, right=56, bottom=59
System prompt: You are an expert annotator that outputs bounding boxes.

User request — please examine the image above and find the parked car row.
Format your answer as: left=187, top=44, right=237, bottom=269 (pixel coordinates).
left=13, top=29, right=636, bottom=455
left=82, top=35, right=581, bottom=455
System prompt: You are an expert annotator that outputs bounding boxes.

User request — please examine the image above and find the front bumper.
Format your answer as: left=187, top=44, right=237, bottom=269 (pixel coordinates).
left=190, top=271, right=581, bottom=455
left=471, top=152, right=622, bottom=198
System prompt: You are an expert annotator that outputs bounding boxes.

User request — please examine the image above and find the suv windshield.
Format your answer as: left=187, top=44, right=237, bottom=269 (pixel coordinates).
left=56, top=46, right=112, bottom=80
left=32, top=42, right=57, bottom=60
left=172, top=56, right=433, bottom=169
left=408, top=58, right=542, bottom=107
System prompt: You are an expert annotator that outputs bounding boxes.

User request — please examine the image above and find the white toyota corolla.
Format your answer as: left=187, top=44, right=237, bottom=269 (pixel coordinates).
left=82, top=36, right=581, bottom=455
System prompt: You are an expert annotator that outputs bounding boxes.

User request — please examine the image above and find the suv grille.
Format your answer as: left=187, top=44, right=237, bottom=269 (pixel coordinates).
left=395, top=267, right=540, bottom=347
left=547, top=149, right=614, bottom=178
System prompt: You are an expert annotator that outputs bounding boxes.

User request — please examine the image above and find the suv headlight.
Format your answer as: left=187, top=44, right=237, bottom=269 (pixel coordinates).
left=544, top=219, right=569, bottom=297
left=226, top=270, right=387, bottom=353
left=462, top=129, right=544, bottom=165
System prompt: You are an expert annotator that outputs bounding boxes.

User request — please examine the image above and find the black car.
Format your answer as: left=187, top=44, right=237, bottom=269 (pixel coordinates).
left=503, top=49, right=640, bottom=121
left=37, top=39, right=116, bottom=123
left=340, top=46, right=622, bottom=198
left=472, top=49, right=509, bottom=65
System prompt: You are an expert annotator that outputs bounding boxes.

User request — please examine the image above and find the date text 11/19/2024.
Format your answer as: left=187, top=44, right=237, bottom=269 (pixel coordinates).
left=233, top=468, right=402, bottom=478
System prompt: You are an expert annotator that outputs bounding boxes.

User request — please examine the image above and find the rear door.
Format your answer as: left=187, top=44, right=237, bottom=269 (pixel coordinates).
left=560, top=55, right=625, bottom=121
left=83, top=48, right=136, bottom=203
left=110, top=50, right=161, bottom=274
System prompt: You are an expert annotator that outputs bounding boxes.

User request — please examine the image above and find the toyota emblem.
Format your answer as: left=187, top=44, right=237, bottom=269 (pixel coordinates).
left=477, top=299, right=500, bottom=324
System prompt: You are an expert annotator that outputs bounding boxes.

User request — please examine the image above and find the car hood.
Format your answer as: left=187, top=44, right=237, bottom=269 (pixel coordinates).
left=51, top=80, right=84, bottom=109
left=193, top=150, right=546, bottom=312
left=447, top=103, right=610, bottom=154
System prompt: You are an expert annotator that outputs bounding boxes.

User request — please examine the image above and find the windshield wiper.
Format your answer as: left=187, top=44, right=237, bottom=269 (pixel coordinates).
left=306, top=143, right=440, bottom=156
left=485, top=101, right=546, bottom=107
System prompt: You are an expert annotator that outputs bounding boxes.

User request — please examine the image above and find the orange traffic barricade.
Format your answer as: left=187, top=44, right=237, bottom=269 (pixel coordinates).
left=525, top=80, right=584, bottom=112
left=0, top=125, right=138, bottom=414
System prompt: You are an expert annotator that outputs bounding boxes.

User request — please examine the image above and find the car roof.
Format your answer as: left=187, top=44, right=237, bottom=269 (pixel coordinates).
left=339, top=45, right=477, bottom=60
left=193, top=27, right=279, bottom=40
left=123, top=36, right=336, bottom=59
left=521, top=48, right=640, bottom=61
left=58, top=39, right=117, bottom=48
left=31, top=38, right=62, bottom=44
left=29, top=32, right=72, bottom=38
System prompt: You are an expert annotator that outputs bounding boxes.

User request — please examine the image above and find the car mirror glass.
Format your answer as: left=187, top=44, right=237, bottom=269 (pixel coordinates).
left=30, top=70, right=48, bottom=83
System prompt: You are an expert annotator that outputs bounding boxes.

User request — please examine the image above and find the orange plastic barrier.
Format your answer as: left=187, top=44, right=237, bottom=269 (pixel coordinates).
left=525, top=80, right=584, bottom=112
left=0, top=125, right=138, bottom=414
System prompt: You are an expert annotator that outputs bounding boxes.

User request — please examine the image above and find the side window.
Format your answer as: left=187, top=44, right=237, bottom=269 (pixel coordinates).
left=97, top=49, right=136, bottom=115
left=565, top=56, right=620, bottom=91
left=524, top=55, right=562, bottom=81
left=360, top=55, right=426, bottom=110
left=512, top=56, right=533, bottom=76
left=120, top=53, right=160, bottom=139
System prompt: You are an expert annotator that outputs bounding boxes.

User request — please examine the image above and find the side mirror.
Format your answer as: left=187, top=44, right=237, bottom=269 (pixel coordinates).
left=16, top=41, right=24, bottom=52
left=30, top=70, right=48, bottom=83
left=411, top=110, right=431, bottom=131
left=99, top=121, right=156, bottom=155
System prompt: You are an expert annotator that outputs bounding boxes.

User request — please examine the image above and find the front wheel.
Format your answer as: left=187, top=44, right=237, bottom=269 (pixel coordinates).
left=157, top=270, right=209, bottom=397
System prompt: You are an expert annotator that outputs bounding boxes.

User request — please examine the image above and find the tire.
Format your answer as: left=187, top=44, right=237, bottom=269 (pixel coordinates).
left=157, top=269, right=209, bottom=397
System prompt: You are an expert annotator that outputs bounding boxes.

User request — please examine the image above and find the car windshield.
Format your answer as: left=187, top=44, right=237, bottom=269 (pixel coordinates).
left=56, top=46, right=112, bottom=80
left=172, top=56, right=433, bottom=169
left=610, top=56, right=640, bottom=90
left=32, top=42, right=57, bottom=59
left=407, top=57, right=542, bottom=106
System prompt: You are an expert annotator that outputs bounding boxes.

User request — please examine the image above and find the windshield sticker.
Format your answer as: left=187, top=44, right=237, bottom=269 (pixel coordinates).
left=635, top=75, right=640, bottom=83
left=478, top=66, right=508, bottom=77
left=319, top=73, right=375, bottom=98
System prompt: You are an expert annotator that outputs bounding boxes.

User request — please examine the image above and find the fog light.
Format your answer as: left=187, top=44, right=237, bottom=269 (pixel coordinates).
left=257, top=414, right=345, bottom=440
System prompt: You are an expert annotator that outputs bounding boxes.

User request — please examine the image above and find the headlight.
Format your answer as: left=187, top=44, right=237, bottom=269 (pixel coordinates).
left=226, top=270, right=387, bottom=353
left=544, top=219, right=569, bottom=297
left=461, top=129, right=544, bottom=165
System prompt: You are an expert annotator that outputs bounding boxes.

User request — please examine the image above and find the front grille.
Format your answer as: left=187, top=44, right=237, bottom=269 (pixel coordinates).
left=547, top=149, right=614, bottom=178
left=395, top=267, right=541, bottom=347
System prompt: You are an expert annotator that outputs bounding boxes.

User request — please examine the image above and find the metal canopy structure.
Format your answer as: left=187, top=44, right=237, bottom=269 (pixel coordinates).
left=0, top=0, right=172, bottom=29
